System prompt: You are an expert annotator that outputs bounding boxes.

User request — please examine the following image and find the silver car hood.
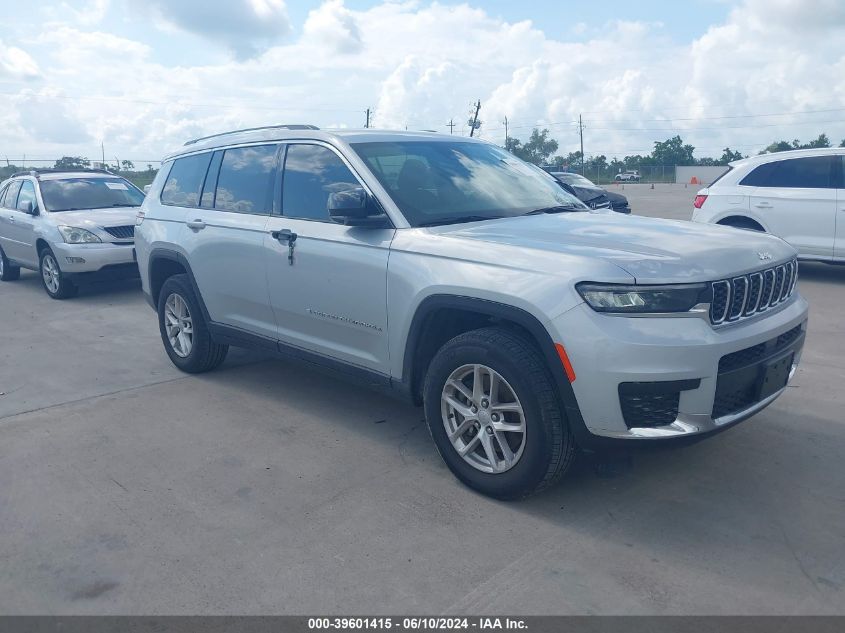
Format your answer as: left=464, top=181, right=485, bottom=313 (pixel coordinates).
left=47, top=208, right=139, bottom=230
left=428, top=212, right=797, bottom=283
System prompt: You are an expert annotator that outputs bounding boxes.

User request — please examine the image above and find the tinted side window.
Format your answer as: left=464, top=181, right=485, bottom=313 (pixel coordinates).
left=282, top=144, right=360, bottom=221
left=0, top=184, right=8, bottom=208
left=739, top=162, right=776, bottom=186
left=214, top=145, right=277, bottom=214
left=744, top=156, right=834, bottom=189
left=17, top=181, right=37, bottom=210
left=161, top=153, right=213, bottom=207
left=2, top=181, right=22, bottom=209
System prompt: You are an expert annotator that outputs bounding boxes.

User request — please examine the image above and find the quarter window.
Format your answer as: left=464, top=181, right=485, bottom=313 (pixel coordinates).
left=213, top=145, right=277, bottom=214
left=0, top=184, right=9, bottom=208
left=17, top=181, right=37, bottom=211
left=741, top=156, right=835, bottom=189
left=161, top=153, right=213, bottom=207
left=282, top=144, right=361, bottom=221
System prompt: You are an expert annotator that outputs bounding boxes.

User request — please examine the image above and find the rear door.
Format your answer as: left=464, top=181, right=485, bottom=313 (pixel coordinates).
left=175, top=145, right=280, bottom=339
left=264, top=142, right=393, bottom=373
left=746, top=155, right=837, bottom=258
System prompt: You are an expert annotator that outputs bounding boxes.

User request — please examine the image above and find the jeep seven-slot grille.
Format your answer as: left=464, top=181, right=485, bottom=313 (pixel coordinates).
left=103, top=225, right=135, bottom=240
left=709, top=259, right=797, bottom=325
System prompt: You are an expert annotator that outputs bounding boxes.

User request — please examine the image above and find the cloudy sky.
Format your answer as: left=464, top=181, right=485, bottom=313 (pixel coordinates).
left=0, top=0, right=843, bottom=166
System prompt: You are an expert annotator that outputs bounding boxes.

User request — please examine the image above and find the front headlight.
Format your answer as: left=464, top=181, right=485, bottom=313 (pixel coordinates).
left=577, top=282, right=708, bottom=314
left=58, top=225, right=102, bottom=244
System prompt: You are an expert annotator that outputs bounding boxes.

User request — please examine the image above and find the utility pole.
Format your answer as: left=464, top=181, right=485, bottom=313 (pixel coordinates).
left=578, top=114, right=585, bottom=175
left=469, top=100, right=481, bottom=138
left=365, top=108, right=371, bottom=128
left=447, top=119, right=456, bottom=134
left=503, top=116, right=509, bottom=148
left=101, top=142, right=105, bottom=167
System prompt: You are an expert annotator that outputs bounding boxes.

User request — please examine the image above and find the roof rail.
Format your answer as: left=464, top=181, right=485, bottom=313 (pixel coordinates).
left=183, top=124, right=320, bottom=146
left=10, top=168, right=114, bottom=178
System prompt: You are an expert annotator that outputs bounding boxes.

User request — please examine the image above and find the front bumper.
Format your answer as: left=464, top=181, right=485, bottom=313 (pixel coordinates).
left=52, top=241, right=138, bottom=274
left=550, top=293, right=808, bottom=441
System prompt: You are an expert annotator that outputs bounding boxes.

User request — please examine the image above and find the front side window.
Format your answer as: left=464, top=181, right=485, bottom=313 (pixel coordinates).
left=2, top=181, right=22, bottom=210
left=213, top=145, right=277, bottom=214
left=352, top=141, right=585, bottom=226
left=40, top=178, right=145, bottom=212
left=741, top=156, right=834, bottom=189
left=0, top=184, right=9, bottom=208
left=161, top=153, right=213, bottom=207
left=282, top=144, right=361, bottom=221
left=17, top=181, right=37, bottom=211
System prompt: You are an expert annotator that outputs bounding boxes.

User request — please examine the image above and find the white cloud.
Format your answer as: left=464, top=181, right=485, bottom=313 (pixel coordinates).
left=0, top=40, right=40, bottom=79
left=0, top=0, right=843, bottom=163
left=136, top=0, right=290, bottom=58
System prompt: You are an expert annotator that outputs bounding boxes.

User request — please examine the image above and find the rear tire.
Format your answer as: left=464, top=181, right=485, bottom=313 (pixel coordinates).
left=39, top=247, right=77, bottom=299
left=157, top=274, right=228, bottom=373
left=423, top=327, right=575, bottom=500
left=0, top=245, right=21, bottom=281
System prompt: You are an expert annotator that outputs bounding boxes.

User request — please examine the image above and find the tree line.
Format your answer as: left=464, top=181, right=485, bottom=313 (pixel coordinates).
left=505, top=129, right=845, bottom=179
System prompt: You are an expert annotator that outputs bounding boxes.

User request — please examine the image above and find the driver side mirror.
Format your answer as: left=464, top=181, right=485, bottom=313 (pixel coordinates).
left=327, top=187, right=388, bottom=227
left=18, top=200, right=37, bottom=215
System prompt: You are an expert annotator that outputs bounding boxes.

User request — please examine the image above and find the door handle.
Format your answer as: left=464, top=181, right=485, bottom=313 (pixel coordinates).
left=754, top=202, right=772, bottom=209
left=271, top=229, right=298, bottom=264
left=186, top=219, right=206, bottom=230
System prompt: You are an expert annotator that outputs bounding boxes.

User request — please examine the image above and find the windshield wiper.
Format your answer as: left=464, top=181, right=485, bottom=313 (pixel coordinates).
left=523, top=204, right=585, bottom=215
left=417, top=215, right=504, bottom=227
left=109, top=203, right=139, bottom=207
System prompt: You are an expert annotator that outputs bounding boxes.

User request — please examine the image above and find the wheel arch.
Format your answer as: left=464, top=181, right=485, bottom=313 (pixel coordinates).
left=399, top=294, right=590, bottom=445
left=147, top=248, right=211, bottom=321
left=716, top=214, right=766, bottom=231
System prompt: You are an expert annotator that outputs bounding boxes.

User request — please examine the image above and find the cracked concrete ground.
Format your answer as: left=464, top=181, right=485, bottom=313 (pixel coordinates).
left=0, top=184, right=843, bottom=614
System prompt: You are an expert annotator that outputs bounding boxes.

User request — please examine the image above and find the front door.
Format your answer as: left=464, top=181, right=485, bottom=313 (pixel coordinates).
left=747, top=155, right=837, bottom=258
left=7, top=180, right=39, bottom=267
left=264, top=142, right=393, bottom=374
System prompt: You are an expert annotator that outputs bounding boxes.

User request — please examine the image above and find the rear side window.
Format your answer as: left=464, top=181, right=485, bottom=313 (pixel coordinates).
left=282, top=144, right=361, bottom=221
left=0, top=184, right=9, bottom=207
left=17, top=181, right=37, bottom=211
left=161, top=153, right=213, bottom=207
left=213, top=145, right=277, bottom=214
left=2, top=181, right=22, bottom=209
left=741, top=156, right=835, bottom=188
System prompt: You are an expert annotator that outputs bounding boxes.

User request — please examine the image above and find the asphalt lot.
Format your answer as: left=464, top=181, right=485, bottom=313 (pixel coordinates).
left=1, top=183, right=844, bottom=614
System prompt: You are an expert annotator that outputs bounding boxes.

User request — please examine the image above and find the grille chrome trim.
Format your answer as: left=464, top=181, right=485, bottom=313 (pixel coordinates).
left=709, top=259, right=798, bottom=326
left=103, top=225, right=135, bottom=240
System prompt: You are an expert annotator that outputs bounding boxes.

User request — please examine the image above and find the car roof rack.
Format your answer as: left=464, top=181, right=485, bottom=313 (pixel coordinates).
left=183, top=124, right=320, bottom=146
left=9, top=168, right=114, bottom=178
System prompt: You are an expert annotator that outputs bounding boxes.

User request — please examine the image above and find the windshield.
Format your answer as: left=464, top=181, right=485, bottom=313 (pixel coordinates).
left=554, top=172, right=598, bottom=188
left=40, top=177, right=145, bottom=212
left=352, top=140, right=586, bottom=227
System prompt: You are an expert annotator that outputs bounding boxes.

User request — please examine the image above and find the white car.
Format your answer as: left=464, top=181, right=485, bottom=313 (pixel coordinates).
left=614, top=171, right=640, bottom=182
left=692, top=147, right=845, bottom=262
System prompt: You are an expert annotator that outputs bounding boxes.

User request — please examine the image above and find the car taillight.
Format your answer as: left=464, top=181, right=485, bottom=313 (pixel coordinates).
left=693, top=195, right=708, bottom=209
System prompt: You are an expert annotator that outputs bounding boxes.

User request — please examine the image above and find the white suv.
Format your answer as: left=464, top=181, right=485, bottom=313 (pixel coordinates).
left=0, top=169, right=144, bottom=298
left=692, top=148, right=845, bottom=262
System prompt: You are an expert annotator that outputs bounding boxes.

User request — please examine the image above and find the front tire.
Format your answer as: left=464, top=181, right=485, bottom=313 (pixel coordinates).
left=157, top=274, right=228, bottom=373
left=0, top=245, right=21, bottom=281
left=423, top=327, right=575, bottom=500
left=39, top=247, right=77, bottom=299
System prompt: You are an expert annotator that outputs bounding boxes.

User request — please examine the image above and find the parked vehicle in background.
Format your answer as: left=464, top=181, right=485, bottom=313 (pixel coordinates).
left=0, top=169, right=143, bottom=298
left=136, top=126, right=807, bottom=500
left=615, top=170, right=641, bottom=182
left=692, top=148, right=845, bottom=262
left=551, top=172, right=631, bottom=214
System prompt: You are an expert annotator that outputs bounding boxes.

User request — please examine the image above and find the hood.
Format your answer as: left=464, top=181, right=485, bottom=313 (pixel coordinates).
left=47, top=207, right=139, bottom=233
left=428, top=212, right=796, bottom=284
left=569, top=185, right=605, bottom=202
left=604, top=190, right=628, bottom=204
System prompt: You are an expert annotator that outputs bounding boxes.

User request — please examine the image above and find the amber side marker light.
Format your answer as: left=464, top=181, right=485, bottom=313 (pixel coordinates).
left=555, top=343, right=576, bottom=383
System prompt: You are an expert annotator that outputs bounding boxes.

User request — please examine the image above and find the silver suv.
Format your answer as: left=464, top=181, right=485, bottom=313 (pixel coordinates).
left=0, top=169, right=144, bottom=298
left=135, top=126, right=809, bottom=499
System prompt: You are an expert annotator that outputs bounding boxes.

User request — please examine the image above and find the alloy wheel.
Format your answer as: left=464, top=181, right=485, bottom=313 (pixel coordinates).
left=41, top=254, right=60, bottom=294
left=441, top=364, right=527, bottom=474
left=164, top=293, right=194, bottom=358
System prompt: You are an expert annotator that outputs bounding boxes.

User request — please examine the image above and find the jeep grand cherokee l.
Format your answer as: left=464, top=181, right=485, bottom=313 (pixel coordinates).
left=135, top=126, right=808, bottom=500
